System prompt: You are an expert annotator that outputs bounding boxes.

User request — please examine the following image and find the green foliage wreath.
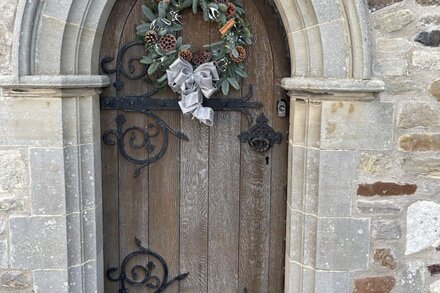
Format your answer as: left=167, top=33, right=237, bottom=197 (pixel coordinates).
left=136, top=0, right=253, bottom=96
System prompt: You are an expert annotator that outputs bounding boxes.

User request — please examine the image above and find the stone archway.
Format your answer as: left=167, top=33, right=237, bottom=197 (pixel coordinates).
left=0, top=0, right=385, bottom=292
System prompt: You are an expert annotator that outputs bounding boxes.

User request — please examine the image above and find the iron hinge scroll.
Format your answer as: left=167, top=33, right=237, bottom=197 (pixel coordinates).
left=107, top=238, right=188, bottom=293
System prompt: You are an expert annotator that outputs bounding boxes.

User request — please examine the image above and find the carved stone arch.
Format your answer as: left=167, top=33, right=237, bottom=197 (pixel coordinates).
left=0, top=0, right=386, bottom=292
left=2, top=0, right=384, bottom=90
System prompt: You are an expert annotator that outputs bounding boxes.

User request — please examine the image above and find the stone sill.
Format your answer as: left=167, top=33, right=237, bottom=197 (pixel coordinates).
left=0, top=75, right=111, bottom=89
left=281, top=77, right=386, bottom=101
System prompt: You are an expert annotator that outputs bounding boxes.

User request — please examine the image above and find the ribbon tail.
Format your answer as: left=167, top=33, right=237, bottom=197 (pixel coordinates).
left=192, top=105, right=214, bottom=127
left=178, top=90, right=202, bottom=115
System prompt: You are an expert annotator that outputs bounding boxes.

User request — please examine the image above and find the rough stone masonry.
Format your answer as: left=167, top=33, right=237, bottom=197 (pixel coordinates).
left=0, top=0, right=440, bottom=292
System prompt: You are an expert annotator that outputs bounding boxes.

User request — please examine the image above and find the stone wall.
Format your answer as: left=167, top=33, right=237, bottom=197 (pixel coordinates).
left=350, top=0, right=440, bottom=292
left=0, top=0, right=34, bottom=290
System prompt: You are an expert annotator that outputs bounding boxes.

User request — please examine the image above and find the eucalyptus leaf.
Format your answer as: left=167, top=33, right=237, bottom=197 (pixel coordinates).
left=136, top=24, right=151, bottom=34
left=154, top=46, right=165, bottom=56
left=231, top=47, right=239, bottom=57
left=221, top=79, right=230, bottom=95
left=141, top=56, right=155, bottom=65
left=181, top=0, right=192, bottom=9
left=158, top=2, right=166, bottom=18
left=180, top=44, right=191, bottom=50
left=148, top=61, right=160, bottom=75
left=235, top=66, right=248, bottom=77
left=157, top=73, right=168, bottom=83
left=142, top=5, right=157, bottom=22
left=192, top=0, right=199, bottom=14
left=228, top=77, right=240, bottom=89
left=158, top=28, right=167, bottom=36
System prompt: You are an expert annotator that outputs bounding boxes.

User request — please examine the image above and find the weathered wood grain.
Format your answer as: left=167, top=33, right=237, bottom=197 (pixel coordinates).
left=238, top=0, right=275, bottom=292
left=100, top=0, right=138, bottom=292
left=118, top=2, right=150, bottom=293
left=179, top=9, right=210, bottom=293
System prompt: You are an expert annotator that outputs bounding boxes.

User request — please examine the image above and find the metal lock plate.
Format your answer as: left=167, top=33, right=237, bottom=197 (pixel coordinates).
left=277, top=99, right=287, bottom=117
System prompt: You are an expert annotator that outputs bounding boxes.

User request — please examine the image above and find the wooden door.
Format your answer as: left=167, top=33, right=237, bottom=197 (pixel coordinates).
left=100, top=0, right=289, bottom=292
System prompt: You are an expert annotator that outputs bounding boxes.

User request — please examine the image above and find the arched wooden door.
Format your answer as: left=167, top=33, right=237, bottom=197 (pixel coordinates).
left=100, top=1, right=289, bottom=292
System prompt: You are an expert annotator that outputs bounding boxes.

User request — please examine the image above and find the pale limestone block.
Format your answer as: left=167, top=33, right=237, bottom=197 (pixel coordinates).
left=397, top=101, right=440, bottom=129
left=357, top=199, right=402, bottom=214
left=372, top=219, right=402, bottom=240
left=0, top=97, right=63, bottom=147
left=377, top=38, right=412, bottom=53
left=310, top=0, right=341, bottom=23
left=374, top=9, right=413, bottom=32
left=406, top=201, right=440, bottom=255
left=403, top=156, right=440, bottom=178
left=0, top=0, right=18, bottom=74
left=0, top=149, right=27, bottom=193
left=34, top=270, right=68, bottom=293
left=375, top=58, right=408, bottom=76
left=10, top=216, right=67, bottom=269
left=321, top=101, right=393, bottom=150
left=320, top=20, right=349, bottom=78
left=318, top=150, right=356, bottom=217
left=430, top=279, right=440, bottom=293
left=397, top=262, right=427, bottom=293
left=315, top=271, right=350, bottom=293
left=316, top=218, right=370, bottom=270
left=413, top=50, right=440, bottom=70
left=29, top=148, right=66, bottom=215
left=62, top=95, right=101, bottom=146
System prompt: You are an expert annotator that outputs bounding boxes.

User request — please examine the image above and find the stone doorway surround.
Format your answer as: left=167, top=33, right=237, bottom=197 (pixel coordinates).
left=0, top=0, right=386, bottom=292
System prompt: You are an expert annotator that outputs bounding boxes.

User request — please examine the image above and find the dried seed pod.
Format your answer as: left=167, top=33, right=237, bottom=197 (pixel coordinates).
left=178, top=49, right=193, bottom=62
left=192, top=50, right=212, bottom=65
left=158, top=34, right=177, bottom=52
left=229, top=45, right=246, bottom=63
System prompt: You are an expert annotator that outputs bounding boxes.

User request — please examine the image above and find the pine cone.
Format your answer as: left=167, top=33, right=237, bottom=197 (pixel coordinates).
left=230, top=46, right=246, bottom=63
left=158, top=34, right=177, bottom=52
left=225, top=3, right=236, bottom=17
left=192, top=50, right=212, bottom=65
left=178, top=49, right=193, bottom=62
left=144, top=30, right=158, bottom=45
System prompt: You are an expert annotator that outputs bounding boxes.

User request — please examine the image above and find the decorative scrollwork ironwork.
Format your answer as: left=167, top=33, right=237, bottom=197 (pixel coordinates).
left=103, top=112, right=188, bottom=176
left=101, top=41, right=151, bottom=91
left=107, top=238, right=189, bottom=293
left=238, top=113, right=283, bottom=153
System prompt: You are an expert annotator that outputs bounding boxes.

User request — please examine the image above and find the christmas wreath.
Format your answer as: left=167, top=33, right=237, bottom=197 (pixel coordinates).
left=136, top=0, right=253, bottom=126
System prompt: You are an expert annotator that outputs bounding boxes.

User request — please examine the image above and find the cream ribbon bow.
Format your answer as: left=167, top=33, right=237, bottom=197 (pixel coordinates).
left=166, top=58, right=219, bottom=126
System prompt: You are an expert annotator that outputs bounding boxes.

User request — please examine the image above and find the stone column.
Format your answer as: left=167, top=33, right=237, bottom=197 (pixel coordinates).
left=0, top=84, right=105, bottom=293
left=282, top=77, right=386, bottom=293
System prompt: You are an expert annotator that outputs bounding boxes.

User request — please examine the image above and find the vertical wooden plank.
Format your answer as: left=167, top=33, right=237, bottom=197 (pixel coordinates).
left=268, top=79, right=288, bottom=292
left=207, top=15, right=241, bottom=293
left=238, top=0, right=275, bottom=292
left=253, top=2, right=290, bottom=291
left=117, top=2, right=150, bottom=293
left=148, top=107, right=181, bottom=293
left=100, top=0, right=138, bottom=292
left=208, top=110, right=241, bottom=292
left=179, top=9, right=210, bottom=293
